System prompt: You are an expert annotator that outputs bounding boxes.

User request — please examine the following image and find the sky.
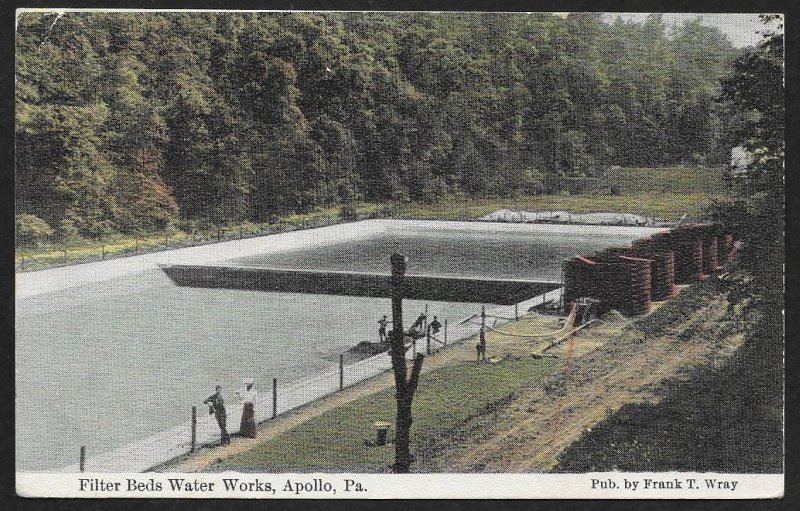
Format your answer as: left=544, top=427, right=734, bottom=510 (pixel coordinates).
left=609, top=13, right=780, bottom=48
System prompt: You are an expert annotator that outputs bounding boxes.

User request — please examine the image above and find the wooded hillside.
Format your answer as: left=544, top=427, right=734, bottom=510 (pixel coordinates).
left=16, top=12, right=742, bottom=239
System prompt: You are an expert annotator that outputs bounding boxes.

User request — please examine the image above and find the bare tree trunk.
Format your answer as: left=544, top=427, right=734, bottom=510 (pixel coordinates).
left=389, top=253, right=424, bottom=473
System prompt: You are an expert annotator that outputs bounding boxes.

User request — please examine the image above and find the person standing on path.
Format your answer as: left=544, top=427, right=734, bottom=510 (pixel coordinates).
left=410, top=312, right=427, bottom=336
left=204, top=385, right=230, bottom=446
left=429, top=316, right=441, bottom=335
left=378, top=315, right=388, bottom=343
left=237, top=379, right=257, bottom=438
left=476, top=327, right=487, bottom=362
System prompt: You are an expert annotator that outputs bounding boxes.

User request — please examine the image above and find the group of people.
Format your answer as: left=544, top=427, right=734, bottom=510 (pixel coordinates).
left=204, top=378, right=258, bottom=446
left=380, top=312, right=489, bottom=360
left=203, top=311, right=480, bottom=446
left=378, top=313, right=442, bottom=342
left=379, top=311, right=491, bottom=361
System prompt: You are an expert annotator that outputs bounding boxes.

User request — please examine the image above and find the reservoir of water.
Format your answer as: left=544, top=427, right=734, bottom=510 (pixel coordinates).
left=16, top=220, right=660, bottom=471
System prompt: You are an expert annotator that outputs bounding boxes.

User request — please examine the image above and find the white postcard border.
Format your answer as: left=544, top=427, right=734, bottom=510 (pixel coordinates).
left=16, top=472, right=784, bottom=499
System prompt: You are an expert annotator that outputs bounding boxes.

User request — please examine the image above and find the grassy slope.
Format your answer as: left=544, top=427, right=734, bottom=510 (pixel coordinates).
left=215, top=357, right=558, bottom=473
left=555, top=274, right=783, bottom=473
left=396, top=166, right=728, bottom=221
left=15, top=206, right=373, bottom=265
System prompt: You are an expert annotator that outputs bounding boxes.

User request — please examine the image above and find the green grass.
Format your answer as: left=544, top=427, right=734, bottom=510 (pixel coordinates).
left=397, top=166, right=729, bottom=221
left=610, top=166, right=728, bottom=195
left=216, top=356, right=558, bottom=473
left=15, top=204, right=383, bottom=269
left=396, top=192, right=725, bottom=222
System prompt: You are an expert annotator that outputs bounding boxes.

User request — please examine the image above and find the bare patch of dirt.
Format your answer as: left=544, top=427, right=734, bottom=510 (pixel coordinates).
left=422, top=287, right=745, bottom=473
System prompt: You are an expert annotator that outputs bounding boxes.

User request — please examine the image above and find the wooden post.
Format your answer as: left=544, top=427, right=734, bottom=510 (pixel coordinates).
left=481, top=305, right=486, bottom=330
left=389, top=253, right=424, bottom=474
left=339, top=354, right=344, bottom=390
left=101, top=245, right=105, bottom=260
left=64, top=249, right=67, bottom=263
left=79, top=446, right=86, bottom=472
left=444, top=319, right=448, bottom=346
left=272, top=377, right=277, bottom=419
left=560, top=263, right=566, bottom=314
left=190, top=406, right=197, bottom=453
left=239, top=225, right=243, bottom=239
left=135, top=238, right=139, bottom=254
left=424, top=304, right=429, bottom=333
left=426, top=326, right=431, bottom=355
left=20, top=253, right=25, bottom=269
left=218, top=229, right=222, bottom=242
left=515, top=302, right=519, bottom=320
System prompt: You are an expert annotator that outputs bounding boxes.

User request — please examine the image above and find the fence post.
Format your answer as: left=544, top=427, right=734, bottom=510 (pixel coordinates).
left=190, top=406, right=197, bottom=453
left=515, top=302, right=519, bottom=321
left=239, top=225, right=243, bottom=240
left=63, top=249, right=67, bottom=264
left=164, top=233, right=169, bottom=247
left=217, top=229, right=222, bottom=242
left=79, top=446, right=86, bottom=472
left=20, top=253, right=25, bottom=269
left=481, top=305, right=486, bottom=330
left=339, top=354, right=344, bottom=390
left=272, top=377, right=277, bottom=419
left=135, top=239, right=139, bottom=254
left=101, top=245, right=105, bottom=260
left=444, top=319, right=448, bottom=346
left=426, top=326, right=431, bottom=355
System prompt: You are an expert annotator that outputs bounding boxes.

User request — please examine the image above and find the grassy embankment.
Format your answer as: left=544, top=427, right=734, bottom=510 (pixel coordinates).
left=396, top=166, right=728, bottom=220
left=16, top=166, right=729, bottom=269
left=212, top=315, right=564, bottom=473
left=14, top=205, right=385, bottom=269
left=216, top=358, right=560, bottom=473
left=555, top=273, right=783, bottom=473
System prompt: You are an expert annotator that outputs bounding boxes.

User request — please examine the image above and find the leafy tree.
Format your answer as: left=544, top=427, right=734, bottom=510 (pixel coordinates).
left=715, top=15, right=784, bottom=275
left=15, top=213, right=54, bottom=247
left=16, top=11, right=747, bottom=241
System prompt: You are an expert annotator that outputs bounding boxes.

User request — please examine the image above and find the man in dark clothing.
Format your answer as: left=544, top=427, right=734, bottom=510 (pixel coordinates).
left=476, top=327, right=487, bottom=362
left=204, top=385, right=230, bottom=446
left=378, top=315, right=388, bottom=343
left=429, top=316, right=442, bottom=335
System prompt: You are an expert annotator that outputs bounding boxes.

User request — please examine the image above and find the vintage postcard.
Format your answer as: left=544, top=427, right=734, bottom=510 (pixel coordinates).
left=15, top=9, right=784, bottom=499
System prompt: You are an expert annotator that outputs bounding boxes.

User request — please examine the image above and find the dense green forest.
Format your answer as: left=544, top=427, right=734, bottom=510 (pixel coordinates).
left=16, top=12, right=743, bottom=239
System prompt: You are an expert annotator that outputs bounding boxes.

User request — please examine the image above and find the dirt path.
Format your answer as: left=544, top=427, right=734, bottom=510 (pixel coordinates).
left=424, top=292, right=742, bottom=472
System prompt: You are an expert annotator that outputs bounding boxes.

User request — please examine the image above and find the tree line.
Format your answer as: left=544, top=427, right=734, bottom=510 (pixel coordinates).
left=16, top=12, right=743, bottom=241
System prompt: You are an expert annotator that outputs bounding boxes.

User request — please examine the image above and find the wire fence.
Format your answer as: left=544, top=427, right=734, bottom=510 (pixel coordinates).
left=60, top=290, right=563, bottom=473
left=16, top=215, right=348, bottom=272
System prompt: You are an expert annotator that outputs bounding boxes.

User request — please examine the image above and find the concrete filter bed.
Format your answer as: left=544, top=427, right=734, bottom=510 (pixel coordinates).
left=16, top=220, right=660, bottom=472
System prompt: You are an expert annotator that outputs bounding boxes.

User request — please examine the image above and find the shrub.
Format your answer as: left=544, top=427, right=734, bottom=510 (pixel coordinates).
left=15, top=214, right=54, bottom=247
left=339, top=203, right=358, bottom=221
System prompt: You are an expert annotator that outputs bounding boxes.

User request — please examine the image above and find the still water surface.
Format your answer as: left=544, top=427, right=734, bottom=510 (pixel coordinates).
left=231, top=225, right=639, bottom=280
